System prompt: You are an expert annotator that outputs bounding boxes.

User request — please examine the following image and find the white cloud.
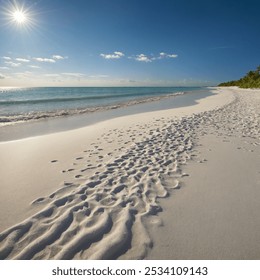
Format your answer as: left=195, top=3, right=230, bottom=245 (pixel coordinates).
left=15, top=71, right=33, bottom=76
left=89, top=74, right=109, bottom=78
left=62, top=72, right=85, bottom=77
left=44, top=74, right=60, bottom=78
left=34, top=55, right=67, bottom=63
left=131, top=52, right=178, bottom=62
left=16, top=58, right=30, bottom=63
left=114, top=52, right=124, bottom=57
left=99, top=51, right=178, bottom=62
left=2, top=56, right=11, bottom=60
left=28, top=65, right=40, bottom=69
left=52, top=55, right=67, bottom=60
left=100, top=51, right=125, bottom=59
left=34, top=57, right=56, bottom=63
left=158, top=52, right=178, bottom=59
left=134, top=54, right=152, bottom=62
left=167, top=54, right=178, bottom=58
left=5, top=61, right=21, bottom=67
left=0, top=67, right=9, bottom=70
left=0, top=73, right=5, bottom=79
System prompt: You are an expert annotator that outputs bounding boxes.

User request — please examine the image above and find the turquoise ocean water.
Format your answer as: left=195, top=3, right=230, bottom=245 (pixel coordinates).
left=0, top=87, right=202, bottom=123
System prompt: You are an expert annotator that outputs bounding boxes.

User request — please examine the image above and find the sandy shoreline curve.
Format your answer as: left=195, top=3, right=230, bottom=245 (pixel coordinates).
left=0, top=87, right=259, bottom=259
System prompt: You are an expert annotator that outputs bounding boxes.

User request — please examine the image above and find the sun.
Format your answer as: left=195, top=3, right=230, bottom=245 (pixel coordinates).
left=12, top=10, right=27, bottom=24
left=1, top=2, right=37, bottom=30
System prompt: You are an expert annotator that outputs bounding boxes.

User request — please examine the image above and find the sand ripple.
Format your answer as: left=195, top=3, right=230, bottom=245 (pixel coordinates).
left=0, top=88, right=259, bottom=259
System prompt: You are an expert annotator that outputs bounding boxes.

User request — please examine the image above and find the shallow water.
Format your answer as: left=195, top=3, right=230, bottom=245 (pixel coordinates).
left=0, top=88, right=214, bottom=141
left=0, top=86, right=201, bottom=121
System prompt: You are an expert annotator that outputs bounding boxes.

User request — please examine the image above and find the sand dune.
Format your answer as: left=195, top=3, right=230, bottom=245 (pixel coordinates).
left=0, top=87, right=259, bottom=260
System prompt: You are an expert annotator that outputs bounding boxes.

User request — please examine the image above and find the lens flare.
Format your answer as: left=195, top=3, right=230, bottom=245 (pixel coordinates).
left=13, top=10, right=27, bottom=24
left=1, top=1, right=37, bottom=30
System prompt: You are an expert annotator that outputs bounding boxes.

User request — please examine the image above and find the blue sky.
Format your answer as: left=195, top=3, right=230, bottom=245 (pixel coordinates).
left=0, top=0, right=260, bottom=86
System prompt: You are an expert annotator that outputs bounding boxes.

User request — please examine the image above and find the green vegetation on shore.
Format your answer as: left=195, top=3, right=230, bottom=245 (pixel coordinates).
left=219, top=66, right=260, bottom=88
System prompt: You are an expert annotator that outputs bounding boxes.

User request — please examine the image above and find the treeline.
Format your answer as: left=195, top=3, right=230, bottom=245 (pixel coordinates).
left=219, top=66, right=260, bottom=88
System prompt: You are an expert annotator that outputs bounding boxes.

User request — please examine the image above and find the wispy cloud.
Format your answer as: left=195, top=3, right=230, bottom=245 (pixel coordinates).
left=5, top=61, right=21, bottom=67
left=134, top=54, right=152, bottom=62
left=34, top=57, right=56, bottom=63
left=62, top=72, right=85, bottom=77
left=33, top=55, right=67, bottom=63
left=0, top=73, right=5, bottom=79
left=89, top=74, right=109, bottom=78
left=130, top=52, right=178, bottom=62
left=52, top=55, right=67, bottom=60
left=28, top=65, right=40, bottom=69
left=158, top=52, right=178, bottom=59
left=16, top=58, right=30, bottom=63
left=0, top=67, right=9, bottom=70
left=14, top=71, right=33, bottom=77
left=44, top=74, right=60, bottom=78
left=100, top=51, right=125, bottom=59
left=2, top=56, right=11, bottom=60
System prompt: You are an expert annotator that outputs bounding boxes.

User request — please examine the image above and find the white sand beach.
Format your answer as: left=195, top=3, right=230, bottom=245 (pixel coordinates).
left=0, top=87, right=259, bottom=260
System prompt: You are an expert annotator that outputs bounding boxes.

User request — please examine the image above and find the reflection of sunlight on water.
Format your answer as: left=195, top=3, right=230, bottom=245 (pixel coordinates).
left=0, top=87, right=23, bottom=93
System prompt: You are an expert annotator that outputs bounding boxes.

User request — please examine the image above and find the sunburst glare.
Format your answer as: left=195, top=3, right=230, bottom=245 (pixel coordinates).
left=12, top=10, right=27, bottom=24
left=1, top=1, right=37, bottom=30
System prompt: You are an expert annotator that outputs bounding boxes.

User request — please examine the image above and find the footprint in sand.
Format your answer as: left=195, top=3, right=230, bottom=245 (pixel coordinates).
left=76, top=157, right=84, bottom=160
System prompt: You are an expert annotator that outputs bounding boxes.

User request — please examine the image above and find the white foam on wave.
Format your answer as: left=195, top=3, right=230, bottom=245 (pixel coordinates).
left=0, top=92, right=185, bottom=126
